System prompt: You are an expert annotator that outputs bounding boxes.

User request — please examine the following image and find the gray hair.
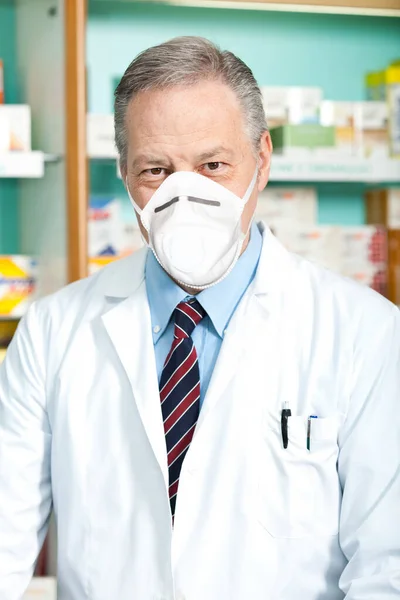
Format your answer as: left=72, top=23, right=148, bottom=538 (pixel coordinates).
left=114, top=36, right=268, bottom=168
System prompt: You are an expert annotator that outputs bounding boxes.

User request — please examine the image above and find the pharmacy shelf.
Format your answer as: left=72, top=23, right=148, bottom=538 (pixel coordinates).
left=0, top=152, right=61, bottom=178
left=91, top=0, right=400, bottom=18
left=270, top=156, right=400, bottom=183
left=89, top=153, right=400, bottom=183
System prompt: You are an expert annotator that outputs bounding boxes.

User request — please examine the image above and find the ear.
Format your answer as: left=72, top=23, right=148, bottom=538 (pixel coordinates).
left=120, top=160, right=127, bottom=184
left=257, top=130, right=272, bottom=192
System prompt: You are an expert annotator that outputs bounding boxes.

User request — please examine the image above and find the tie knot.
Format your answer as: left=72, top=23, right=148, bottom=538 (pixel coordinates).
left=173, top=299, right=206, bottom=339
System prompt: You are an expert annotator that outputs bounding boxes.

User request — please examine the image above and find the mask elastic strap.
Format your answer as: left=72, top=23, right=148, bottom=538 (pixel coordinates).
left=125, top=179, right=143, bottom=215
left=242, top=167, right=258, bottom=205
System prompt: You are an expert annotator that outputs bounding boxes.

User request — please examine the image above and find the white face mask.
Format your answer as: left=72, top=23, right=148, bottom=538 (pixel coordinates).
left=126, top=168, right=258, bottom=290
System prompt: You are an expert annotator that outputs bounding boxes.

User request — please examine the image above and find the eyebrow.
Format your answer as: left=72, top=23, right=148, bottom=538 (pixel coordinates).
left=130, top=146, right=234, bottom=171
left=130, top=155, right=168, bottom=171
left=196, top=146, right=234, bottom=162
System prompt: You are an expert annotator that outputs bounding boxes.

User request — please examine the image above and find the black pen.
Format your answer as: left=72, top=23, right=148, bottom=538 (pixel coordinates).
left=281, top=401, right=291, bottom=449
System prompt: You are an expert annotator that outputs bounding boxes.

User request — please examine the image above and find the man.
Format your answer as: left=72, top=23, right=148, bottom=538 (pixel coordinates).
left=0, top=37, right=399, bottom=600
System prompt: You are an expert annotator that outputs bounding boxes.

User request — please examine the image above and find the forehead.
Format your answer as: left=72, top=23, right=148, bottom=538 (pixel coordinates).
left=125, top=80, right=248, bottom=154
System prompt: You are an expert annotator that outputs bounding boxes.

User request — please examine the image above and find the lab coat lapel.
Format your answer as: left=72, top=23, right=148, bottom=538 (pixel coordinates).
left=197, top=285, right=273, bottom=430
left=197, top=223, right=293, bottom=430
left=101, top=279, right=168, bottom=487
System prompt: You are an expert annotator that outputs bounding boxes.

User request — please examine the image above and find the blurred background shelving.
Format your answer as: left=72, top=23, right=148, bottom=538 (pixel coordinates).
left=0, top=0, right=399, bottom=596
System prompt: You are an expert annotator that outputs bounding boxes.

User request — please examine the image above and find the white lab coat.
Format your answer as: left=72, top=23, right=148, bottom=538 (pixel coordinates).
left=0, top=223, right=399, bottom=600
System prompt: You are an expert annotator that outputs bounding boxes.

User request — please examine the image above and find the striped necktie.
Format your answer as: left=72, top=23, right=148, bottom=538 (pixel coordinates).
left=159, top=299, right=206, bottom=517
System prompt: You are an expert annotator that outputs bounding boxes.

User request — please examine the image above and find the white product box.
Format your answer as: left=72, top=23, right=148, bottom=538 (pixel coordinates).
left=320, top=101, right=355, bottom=128
left=339, top=226, right=388, bottom=297
left=319, top=101, right=356, bottom=156
left=0, top=112, right=10, bottom=152
left=339, top=225, right=387, bottom=269
left=354, top=101, right=389, bottom=159
left=261, top=86, right=323, bottom=127
left=0, top=255, right=38, bottom=318
left=87, top=114, right=117, bottom=158
left=88, top=196, right=122, bottom=257
left=88, top=196, right=144, bottom=266
left=274, top=226, right=341, bottom=272
left=260, top=87, right=289, bottom=127
left=287, top=87, right=323, bottom=125
left=23, top=577, right=56, bottom=600
left=256, top=187, right=317, bottom=232
left=0, top=105, right=31, bottom=151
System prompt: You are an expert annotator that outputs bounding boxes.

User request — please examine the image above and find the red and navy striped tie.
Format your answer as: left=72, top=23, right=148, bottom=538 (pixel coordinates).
left=159, top=299, right=206, bottom=518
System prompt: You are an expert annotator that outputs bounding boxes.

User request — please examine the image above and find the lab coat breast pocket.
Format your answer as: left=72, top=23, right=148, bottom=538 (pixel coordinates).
left=257, top=416, right=341, bottom=539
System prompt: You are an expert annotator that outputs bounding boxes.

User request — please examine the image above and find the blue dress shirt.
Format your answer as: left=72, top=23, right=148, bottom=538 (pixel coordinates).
left=145, top=223, right=263, bottom=408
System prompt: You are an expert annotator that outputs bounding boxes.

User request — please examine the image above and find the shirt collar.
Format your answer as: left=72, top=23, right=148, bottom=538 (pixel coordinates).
left=145, top=222, right=263, bottom=342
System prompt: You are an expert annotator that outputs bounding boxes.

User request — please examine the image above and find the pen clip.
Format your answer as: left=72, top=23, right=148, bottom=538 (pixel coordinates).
left=307, top=415, right=318, bottom=451
left=281, top=403, right=292, bottom=450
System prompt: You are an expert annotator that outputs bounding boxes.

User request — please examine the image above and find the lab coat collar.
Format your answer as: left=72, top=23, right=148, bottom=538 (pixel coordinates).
left=249, top=221, right=295, bottom=303
left=101, top=245, right=148, bottom=299
left=100, top=221, right=295, bottom=303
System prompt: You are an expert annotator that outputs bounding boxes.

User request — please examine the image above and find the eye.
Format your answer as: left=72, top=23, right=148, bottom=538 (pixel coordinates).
left=206, top=162, right=221, bottom=171
left=148, top=168, right=163, bottom=176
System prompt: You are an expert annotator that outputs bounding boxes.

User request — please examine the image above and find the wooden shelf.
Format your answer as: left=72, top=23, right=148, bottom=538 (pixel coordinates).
left=89, top=152, right=400, bottom=183
left=91, top=0, right=400, bottom=17
left=0, top=153, right=62, bottom=178
left=270, top=156, right=400, bottom=183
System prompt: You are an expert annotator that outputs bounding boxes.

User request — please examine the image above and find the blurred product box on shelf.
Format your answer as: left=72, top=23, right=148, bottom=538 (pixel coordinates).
left=354, top=101, right=388, bottom=159
left=365, top=62, right=400, bottom=158
left=270, top=124, right=335, bottom=157
left=256, top=187, right=317, bottom=231
left=89, top=196, right=143, bottom=258
left=274, top=225, right=388, bottom=296
left=274, top=226, right=341, bottom=272
left=339, top=226, right=387, bottom=267
left=0, top=59, right=4, bottom=104
left=0, top=319, right=18, bottom=347
left=365, top=188, right=400, bottom=304
left=365, top=188, right=400, bottom=227
left=0, top=256, right=37, bottom=318
left=0, top=259, right=37, bottom=316
left=339, top=226, right=388, bottom=297
left=22, top=577, right=56, bottom=600
left=319, top=101, right=356, bottom=156
left=0, top=348, right=6, bottom=364
left=319, top=101, right=388, bottom=158
left=288, top=87, right=322, bottom=125
left=87, top=114, right=117, bottom=158
left=0, top=111, right=9, bottom=152
left=386, top=64, right=400, bottom=158
left=0, top=105, right=31, bottom=151
left=261, top=87, right=288, bottom=128
left=88, top=196, right=143, bottom=274
left=261, top=86, right=322, bottom=127
left=88, top=196, right=121, bottom=257
left=365, top=71, right=386, bottom=102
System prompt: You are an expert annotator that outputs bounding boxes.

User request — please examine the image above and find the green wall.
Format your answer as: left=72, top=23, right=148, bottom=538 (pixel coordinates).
left=86, top=3, right=400, bottom=226
left=87, top=3, right=400, bottom=112
left=0, top=3, right=19, bottom=253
